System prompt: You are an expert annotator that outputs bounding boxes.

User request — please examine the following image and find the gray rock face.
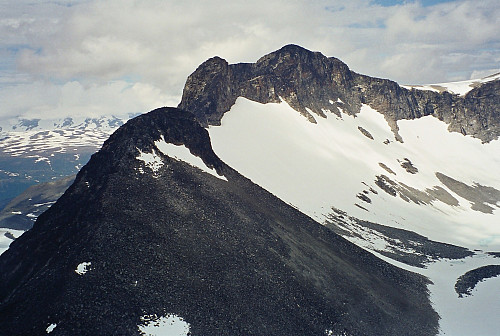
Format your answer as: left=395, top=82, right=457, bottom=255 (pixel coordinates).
left=179, top=44, right=500, bottom=142
left=179, top=44, right=357, bottom=125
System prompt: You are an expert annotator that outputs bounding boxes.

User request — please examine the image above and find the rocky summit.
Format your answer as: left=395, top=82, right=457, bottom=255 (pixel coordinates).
left=179, top=44, right=500, bottom=143
left=0, top=108, right=438, bottom=335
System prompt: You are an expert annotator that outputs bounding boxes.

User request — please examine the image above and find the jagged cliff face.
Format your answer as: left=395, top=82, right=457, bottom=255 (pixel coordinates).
left=0, top=108, right=438, bottom=335
left=179, top=44, right=499, bottom=143
left=179, top=45, right=358, bottom=126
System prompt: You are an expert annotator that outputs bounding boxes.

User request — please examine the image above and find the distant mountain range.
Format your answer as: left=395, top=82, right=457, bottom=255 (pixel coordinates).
left=0, top=115, right=134, bottom=211
left=1, top=45, right=499, bottom=335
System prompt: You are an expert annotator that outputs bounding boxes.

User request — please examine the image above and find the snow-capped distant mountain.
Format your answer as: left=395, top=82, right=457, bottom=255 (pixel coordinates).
left=0, top=115, right=134, bottom=159
left=0, top=115, right=130, bottom=133
left=0, top=114, right=134, bottom=213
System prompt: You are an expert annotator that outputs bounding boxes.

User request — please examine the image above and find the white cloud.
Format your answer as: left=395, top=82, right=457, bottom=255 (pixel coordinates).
left=0, top=79, right=172, bottom=120
left=0, top=0, right=499, bottom=120
left=377, top=0, right=500, bottom=82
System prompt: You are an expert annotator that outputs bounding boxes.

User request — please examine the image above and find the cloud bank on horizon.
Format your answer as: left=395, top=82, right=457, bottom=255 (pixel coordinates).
left=0, top=0, right=498, bottom=121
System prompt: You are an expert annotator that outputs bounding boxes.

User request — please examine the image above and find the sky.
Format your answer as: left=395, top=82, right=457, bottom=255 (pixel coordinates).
left=0, top=0, right=498, bottom=121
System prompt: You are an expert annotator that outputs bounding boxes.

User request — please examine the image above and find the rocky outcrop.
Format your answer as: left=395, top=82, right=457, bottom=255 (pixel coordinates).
left=179, top=44, right=500, bottom=142
left=179, top=44, right=359, bottom=125
left=455, top=265, right=500, bottom=297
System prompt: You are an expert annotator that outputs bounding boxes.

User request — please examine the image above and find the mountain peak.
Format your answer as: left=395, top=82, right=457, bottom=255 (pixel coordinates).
left=263, top=43, right=317, bottom=59
left=259, top=44, right=345, bottom=63
left=88, top=107, right=226, bottom=179
left=279, top=43, right=310, bottom=52
left=179, top=45, right=355, bottom=126
left=1, top=44, right=498, bottom=336
left=179, top=44, right=500, bottom=143
left=197, top=55, right=229, bottom=71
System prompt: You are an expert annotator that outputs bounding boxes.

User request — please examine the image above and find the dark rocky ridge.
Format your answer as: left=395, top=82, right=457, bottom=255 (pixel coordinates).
left=179, top=44, right=500, bottom=143
left=455, top=265, right=500, bottom=297
left=0, top=108, right=438, bottom=335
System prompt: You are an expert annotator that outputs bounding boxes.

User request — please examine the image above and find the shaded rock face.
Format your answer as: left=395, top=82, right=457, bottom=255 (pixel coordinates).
left=179, top=44, right=500, bottom=142
left=179, top=44, right=358, bottom=125
left=0, top=108, right=438, bottom=336
left=407, top=80, right=500, bottom=142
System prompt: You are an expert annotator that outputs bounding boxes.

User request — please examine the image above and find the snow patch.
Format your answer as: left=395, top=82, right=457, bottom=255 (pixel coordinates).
left=75, top=262, right=91, bottom=275
left=135, top=138, right=227, bottom=181
left=136, top=148, right=164, bottom=174
left=34, top=157, right=51, bottom=165
left=34, top=201, right=56, bottom=207
left=324, top=329, right=350, bottom=336
left=155, top=138, right=227, bottom=181
left=0, top=228, right=24, bottom=256
left=46, top=323, right=57, bottom=334
left=138, top=314, right=190, bottom=336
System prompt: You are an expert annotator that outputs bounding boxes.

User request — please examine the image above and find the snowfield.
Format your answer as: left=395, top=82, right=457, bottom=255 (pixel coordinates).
left=155, top=137, right=227, bottom=181
left=209, top=97, right=500, bottom=250
left=374, top=251, right=500, bottom=336
left=402, top=72, right=500, bottom=96
left=208, top=96, right=500, bottom=336
left=136, top=136, right=227, bottom=181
